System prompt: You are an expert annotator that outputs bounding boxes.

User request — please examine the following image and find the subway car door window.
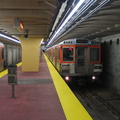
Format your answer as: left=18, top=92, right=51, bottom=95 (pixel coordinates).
left=75, top=47, right=88, bottom=73
left=63, top=48, right=74, bottom=61
left=77, top=47, right=85, bottom=66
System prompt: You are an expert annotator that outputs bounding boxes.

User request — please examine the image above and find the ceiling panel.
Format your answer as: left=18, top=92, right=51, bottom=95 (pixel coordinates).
left=0, top=0, right=60, bottom=40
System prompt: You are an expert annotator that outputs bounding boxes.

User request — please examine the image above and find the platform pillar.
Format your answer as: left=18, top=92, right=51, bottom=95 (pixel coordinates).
left=19, top=36, right=42, bottom=72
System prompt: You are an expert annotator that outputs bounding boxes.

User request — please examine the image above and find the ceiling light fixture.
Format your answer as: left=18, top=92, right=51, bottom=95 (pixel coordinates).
left=56, top=0, right=110, bottom=41
left=46, top=0, right=85, bottom=47
left=0, top=33, right=20, bottom=43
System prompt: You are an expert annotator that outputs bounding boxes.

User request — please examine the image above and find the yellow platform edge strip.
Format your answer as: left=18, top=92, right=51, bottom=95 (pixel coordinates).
left=44, top=54, right=93, bottom=120
left=0, top=62, right=22, bottom=78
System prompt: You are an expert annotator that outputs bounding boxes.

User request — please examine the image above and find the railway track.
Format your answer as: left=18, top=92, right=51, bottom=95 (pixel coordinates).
left=69, top=81, right=120, bottom=120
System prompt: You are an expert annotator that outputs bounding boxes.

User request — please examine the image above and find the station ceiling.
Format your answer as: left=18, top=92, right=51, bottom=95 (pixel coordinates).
left=0, top=0, right=120, bottom=46
left=0, top=0, right=60, bottom=39
left=49, top=0, right=120, bottom=46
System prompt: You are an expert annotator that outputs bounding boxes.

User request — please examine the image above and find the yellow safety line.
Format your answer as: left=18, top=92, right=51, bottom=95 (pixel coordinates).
left=44, top=54, right=93, bottom=120
left=16, top=62, right=22, bottom=67
left=0, top=62, right=22, bottom=78
left=0, top=69, right=8, bottom=78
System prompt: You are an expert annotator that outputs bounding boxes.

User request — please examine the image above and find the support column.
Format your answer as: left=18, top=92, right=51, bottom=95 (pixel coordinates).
left=19, top=36, right=42, bottom=72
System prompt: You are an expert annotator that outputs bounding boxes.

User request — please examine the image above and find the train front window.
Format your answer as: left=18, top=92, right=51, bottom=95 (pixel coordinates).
left=90, top=48, right=99, bottom=62
left=63, top=48, right=74, bottom=61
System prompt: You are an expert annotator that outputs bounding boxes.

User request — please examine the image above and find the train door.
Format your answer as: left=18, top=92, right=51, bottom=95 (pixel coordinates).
left=7, top=45, right=13, bottom=65
left=75, top=47, right=88, bottom=74
left=0, top=42, right=4, bottom=71
left=17, top=47, right=22, bottom=62
left=13, top=46, right=17, bottom=64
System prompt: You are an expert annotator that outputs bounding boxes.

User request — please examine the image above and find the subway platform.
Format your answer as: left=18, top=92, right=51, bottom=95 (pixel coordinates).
left=0, top=54, right=92, bottom=120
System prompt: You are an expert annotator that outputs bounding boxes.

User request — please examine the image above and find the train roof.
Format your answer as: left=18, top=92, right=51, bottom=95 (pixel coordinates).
left=58, top=38, right=100, bottom=45
left=46, top=38, right=101, bottom=50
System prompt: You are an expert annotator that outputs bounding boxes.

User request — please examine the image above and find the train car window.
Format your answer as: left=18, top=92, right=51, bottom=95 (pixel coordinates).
left=0, top=48, right=2, bottom=59
left=77, top=47, right=84, bottom=56
left=63, top=48, right=74, bottom=61
left=2, top=48, right=4, bottom=59
left=110, top=40, right=112, bottom=45
left=58, top=48, right=60, bottom=60
left=117, top=38, right=119, bottom=45
left=90, top=48, right=99, bottom=62
left=56, top=47, right=59, bottom=60
left=104, top=41, right=106, bottom=45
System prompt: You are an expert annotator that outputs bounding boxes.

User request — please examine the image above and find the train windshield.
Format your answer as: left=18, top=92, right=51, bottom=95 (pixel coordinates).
left=90, top=48, right=99, bottom=62
left=63, top=48, right=74, bottom=61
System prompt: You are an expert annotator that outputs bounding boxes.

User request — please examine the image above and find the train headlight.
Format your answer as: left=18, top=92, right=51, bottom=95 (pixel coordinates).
left=65, top=76, right=70, bottom=81
left=92, top=76, right=96, bottom=80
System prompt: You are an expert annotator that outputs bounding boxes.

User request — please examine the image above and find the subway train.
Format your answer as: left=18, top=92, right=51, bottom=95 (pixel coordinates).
left=0, top=42, right=22, bottom=72
left=45, top=38, right=102, bottom=82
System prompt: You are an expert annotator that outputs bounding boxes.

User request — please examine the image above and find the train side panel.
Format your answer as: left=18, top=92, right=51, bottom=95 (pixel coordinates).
left=7, top=45, right=13, bottom=66
left=0, top=44, right=4, bottom=71
left=55, top=46, right=61, bottom=71
left=0, top=42, right=22, bottom=71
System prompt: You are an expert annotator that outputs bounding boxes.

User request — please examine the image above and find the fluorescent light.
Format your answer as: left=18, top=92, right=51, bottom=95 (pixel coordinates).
left=47, top=0, right=85, bottom=47
left=0, top=33, right=20, bottom=43
left=60, top=0, right=85, bottom=29
left=48, top=0, right=110, bottom=44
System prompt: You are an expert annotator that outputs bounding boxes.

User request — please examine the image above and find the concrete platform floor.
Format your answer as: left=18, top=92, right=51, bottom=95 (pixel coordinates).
left=0, top=56, right=66, bottom=120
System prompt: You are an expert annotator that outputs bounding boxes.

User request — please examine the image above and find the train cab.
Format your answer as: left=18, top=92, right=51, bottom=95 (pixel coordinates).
left=45, top=38, right=102, bottom=82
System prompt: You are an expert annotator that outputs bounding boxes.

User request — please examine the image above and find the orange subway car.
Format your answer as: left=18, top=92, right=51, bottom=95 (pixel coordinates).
left=0, top=42, right=21, bottom=72
left=45, top=38, right=102, bottom=82
left=0, top=42, right=4, bottom=71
